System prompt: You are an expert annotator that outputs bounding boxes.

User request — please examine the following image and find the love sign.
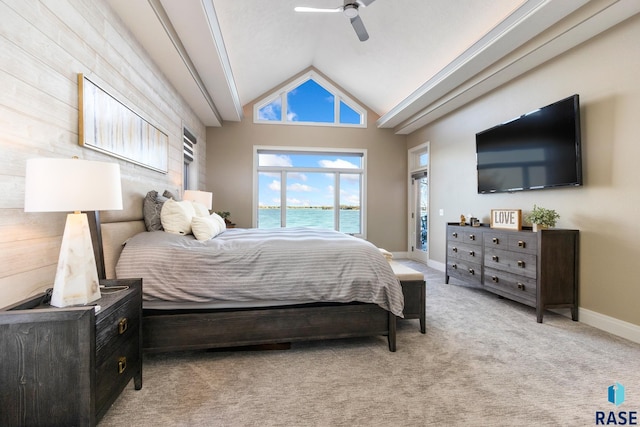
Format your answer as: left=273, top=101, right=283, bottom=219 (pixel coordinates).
left=490, top=209, right=522, bottom=230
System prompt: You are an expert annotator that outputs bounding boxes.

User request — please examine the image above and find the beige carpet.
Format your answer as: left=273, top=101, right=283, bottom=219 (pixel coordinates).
left=99, top=260, right=640, bottom=426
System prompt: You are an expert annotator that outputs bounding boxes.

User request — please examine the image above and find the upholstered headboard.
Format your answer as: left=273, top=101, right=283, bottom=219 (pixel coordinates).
left=90, top=180, right=179, bottom=280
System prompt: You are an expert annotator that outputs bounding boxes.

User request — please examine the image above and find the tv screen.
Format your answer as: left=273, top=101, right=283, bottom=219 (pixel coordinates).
left=476, top=94, right=582, bottom=194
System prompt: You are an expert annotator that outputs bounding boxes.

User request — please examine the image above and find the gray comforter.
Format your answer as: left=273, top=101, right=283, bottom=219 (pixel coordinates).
left=116, top=227, right=404, bottom=317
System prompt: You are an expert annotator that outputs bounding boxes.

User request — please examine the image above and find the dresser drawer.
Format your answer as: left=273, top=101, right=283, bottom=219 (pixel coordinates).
left=95, top=294, right=140, bottom=367
left=483, top=267, right=536, bottom=306
left=484, top=248, right=537, bottom=279
left=447, top=242, right=482, bottom=263
left=484, top=231, right=537, bottom=254
left=447, top=226, right=482, bottom=246
left=447, top=259, right=482, bottom=285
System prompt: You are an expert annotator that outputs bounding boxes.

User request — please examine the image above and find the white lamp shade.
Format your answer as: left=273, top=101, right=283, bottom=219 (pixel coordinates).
left=25, top=158, right=123, bottom=212
left=183, top=190, right=213, bottom=210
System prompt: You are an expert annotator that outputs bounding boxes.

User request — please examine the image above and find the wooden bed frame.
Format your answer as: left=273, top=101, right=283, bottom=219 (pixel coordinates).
left=87, top=184, right=397, bottom=353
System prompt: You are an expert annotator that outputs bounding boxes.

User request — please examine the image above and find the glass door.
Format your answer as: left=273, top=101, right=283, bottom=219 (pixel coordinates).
left=408, top=143, right=429, bottom=264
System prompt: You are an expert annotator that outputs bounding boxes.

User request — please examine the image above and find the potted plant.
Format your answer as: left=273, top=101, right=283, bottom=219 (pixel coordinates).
left=525, top=205, right=560, bottom=231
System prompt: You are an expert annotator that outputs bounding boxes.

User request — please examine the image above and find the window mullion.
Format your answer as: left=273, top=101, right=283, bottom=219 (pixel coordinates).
left=334, top=172, right=340, bottom=231
left=280, top=170, right=287, bottom=227
left=281, top=93, right=287, bottom=123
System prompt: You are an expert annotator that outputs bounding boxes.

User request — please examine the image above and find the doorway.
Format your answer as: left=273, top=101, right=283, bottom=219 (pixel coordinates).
left=408, top=143, right=429, bottom=264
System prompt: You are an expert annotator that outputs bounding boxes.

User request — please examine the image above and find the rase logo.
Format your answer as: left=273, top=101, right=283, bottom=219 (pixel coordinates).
left=596, top=383, right=638, bottom=425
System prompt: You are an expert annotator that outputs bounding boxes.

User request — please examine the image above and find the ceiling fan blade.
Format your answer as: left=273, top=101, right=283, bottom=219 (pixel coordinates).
left=350, top=15, right=369, bottom=41
left=357, top=0, right=376, bottom=6
left=294, top=6, right=342, bottom=13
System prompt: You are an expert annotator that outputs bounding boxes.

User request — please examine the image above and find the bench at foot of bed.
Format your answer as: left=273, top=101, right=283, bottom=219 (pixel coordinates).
left=389, top=260, right=426, bottom=334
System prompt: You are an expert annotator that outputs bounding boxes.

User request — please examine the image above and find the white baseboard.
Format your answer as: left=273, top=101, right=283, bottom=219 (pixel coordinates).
left=392, top=254, right=640, bottom=344
left=579, top=308, right=640, bottom=345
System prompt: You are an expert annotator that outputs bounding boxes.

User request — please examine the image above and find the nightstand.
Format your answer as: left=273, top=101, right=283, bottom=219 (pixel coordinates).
left=0, top=278, right=142, bottom=426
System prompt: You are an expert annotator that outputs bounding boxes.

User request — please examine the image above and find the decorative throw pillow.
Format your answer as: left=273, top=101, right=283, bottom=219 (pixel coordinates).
left=191, top=201, right=210, bottom=218
left=209, top=212, right=227, bottom=230
left=191, top=215, right=225, bottom=241
left=163, top=189, right=179, bottom=200
left=161, top=199, right=196, bottom=235
left=143, top=191, right=168, bottom=231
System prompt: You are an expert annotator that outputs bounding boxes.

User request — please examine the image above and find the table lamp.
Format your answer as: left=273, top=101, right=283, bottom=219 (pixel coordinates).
left=183, top=190, right=213, bottom=210
left=24, top=158, right=123, bottom=307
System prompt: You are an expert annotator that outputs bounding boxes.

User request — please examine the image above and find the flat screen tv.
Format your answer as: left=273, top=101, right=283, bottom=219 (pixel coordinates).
left=476, top=94, right=582, bottom=194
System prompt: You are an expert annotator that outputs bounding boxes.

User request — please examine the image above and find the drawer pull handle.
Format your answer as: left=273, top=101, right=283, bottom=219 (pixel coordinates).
left=518, top=240, right=525, bottom=248
left=118, top=318, right=128, bottom=335
left=517, top=260, right=525, bottom=268
left=452, top=247, right=458, bottom=253
left=468, top=268, right=475, bottom=275
left=451, top=264, right=457, bottom=269
left=492, top=276, right=498, bottom=283
left=469, top=234, right=475, bottom=241
left=452, top=232, right=458, bottom=238
left=469, top=250, right=475, bottom=256
left=492, top=237, right=499, bottom=244
left=517, top=283, right=526, bottom=291
left=118, top=357, right=127, bottom=374
left=492, top=255, right=499, bottom=262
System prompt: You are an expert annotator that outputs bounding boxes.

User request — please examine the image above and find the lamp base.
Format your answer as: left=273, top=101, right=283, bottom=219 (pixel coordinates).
left=50, top=213, right=101, bottom=307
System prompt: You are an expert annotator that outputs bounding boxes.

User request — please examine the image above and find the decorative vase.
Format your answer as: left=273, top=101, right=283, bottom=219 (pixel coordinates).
left=532, top=223, right=548, bottom=232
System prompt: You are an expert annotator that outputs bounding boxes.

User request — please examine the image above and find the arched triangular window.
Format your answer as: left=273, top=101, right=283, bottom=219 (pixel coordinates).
left=254, top=70, right=366, bottom=127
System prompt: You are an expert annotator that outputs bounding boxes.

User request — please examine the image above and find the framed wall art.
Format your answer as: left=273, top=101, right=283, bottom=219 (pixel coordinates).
left=490, top=209, right=522, bottom=230
left=78, top=73, right=168, bottom=173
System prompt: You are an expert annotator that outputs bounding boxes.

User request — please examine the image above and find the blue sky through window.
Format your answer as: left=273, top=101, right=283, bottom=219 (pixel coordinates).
left=287, top=80, right=334, bottom=123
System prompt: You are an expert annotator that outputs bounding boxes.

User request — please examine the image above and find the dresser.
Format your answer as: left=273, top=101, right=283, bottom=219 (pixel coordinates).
left=0, top=278, right=142, bottom=426
left=445, top=224, right=578, bottom=322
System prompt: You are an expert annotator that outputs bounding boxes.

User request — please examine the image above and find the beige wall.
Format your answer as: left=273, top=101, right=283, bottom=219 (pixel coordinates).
left=206, top=71, right=407, bottom=251
left=407, top=15, right=640, bottom=327
left=0, top=0, right=205, bottom=307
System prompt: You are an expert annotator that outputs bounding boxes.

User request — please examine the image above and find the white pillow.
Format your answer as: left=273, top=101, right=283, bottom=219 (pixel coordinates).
left=209, top=212, right=227, bottom=230
left=161, top=199, right=196, bottom=235
left=192, top=215, right=225, bottom=241
left=191, top=201, right=210, bottom=218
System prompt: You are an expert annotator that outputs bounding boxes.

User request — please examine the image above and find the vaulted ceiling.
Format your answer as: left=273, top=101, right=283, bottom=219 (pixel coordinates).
left=106, top=0, right=640, bottom=133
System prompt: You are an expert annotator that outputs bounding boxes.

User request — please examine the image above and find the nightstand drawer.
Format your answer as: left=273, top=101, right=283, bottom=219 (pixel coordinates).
left=95, top=294, right=140, bottom=367
left=96, top=335, right=141, bottom=415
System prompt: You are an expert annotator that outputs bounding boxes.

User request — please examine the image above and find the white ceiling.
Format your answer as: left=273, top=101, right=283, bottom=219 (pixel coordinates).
left=106, top=0, right=640, bottom=133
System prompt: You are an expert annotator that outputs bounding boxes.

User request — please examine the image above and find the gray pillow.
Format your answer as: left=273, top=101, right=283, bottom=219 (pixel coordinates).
left=163, top=190, right=179, bottom=201
left=143, top=191, right=169, bottom=231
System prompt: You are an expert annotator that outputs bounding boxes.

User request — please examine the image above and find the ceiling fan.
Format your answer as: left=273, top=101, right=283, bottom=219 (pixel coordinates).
left=294, top=0, right=377, bottom=42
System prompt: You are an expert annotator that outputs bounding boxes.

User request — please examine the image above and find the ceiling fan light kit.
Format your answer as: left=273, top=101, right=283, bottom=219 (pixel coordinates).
left=295, top=0, right=376, bottom=42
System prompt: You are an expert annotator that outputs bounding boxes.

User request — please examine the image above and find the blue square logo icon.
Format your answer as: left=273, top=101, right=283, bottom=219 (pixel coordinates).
left=608, top=382, right=625, bottom=407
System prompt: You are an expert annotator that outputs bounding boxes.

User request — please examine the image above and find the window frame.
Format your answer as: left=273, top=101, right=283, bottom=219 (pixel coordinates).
left=253, top=70, right=367, bottom=128
left=253, top=146, right=367, bottom=238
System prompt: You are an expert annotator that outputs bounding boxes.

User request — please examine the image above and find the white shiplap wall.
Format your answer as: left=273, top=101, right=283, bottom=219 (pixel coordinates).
left=0, top=0, right=206, bottom=306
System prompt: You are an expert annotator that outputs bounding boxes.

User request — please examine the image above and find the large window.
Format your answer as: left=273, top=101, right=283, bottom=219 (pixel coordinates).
left=183, top=127, right=196, bottom=191
left=255, top=147, right=366, bottom=237
left=254, top=70, right=366, bottom=128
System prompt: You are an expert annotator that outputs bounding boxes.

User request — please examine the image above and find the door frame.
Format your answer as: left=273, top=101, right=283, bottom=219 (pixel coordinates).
left=408, top=142, right=430, bottom=264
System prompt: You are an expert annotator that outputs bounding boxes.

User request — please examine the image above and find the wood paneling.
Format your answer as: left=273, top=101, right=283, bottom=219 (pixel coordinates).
left=0, top=0, right=206, bottom=307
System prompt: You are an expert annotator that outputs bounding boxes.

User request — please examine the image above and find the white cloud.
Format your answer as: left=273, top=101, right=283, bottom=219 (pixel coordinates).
left=260, top=154, right=292, bottom=167
left=268, top=180, right=281, bottom=191
left=258, top=98, right=282, bottom=121
left=318, top=159, right=358, bottom=169
left=287, top=183, right=313, bottom=192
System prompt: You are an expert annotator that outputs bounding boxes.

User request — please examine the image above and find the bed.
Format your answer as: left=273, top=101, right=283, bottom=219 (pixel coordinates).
left=88, top=182, right=403, bottom=353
